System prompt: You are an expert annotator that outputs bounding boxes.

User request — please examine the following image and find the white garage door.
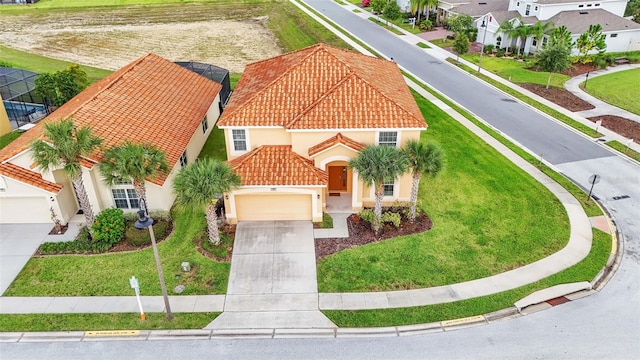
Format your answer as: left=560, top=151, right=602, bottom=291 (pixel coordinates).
left=235, top=193, right=312, bottom=221
left=0, top=197, right=51, bottom=223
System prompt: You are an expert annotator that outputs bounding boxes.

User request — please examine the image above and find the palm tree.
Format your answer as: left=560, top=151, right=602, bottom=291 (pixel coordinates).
left=99, top=141, right=169, bottom=213
left=173, top=158, right=241, bottom=245
left=348, top=145, right=408, bottom=234
left=528, top=21, right=554, bottom=53
left=402, top=140, right=444, bottom=222
left=499, top=20, right=530, bottom=56
left=30, top=118, right=102, bottom=226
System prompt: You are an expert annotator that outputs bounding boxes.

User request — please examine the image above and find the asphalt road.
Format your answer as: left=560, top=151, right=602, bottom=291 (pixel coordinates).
left=1, top=1, right=638, bottom=359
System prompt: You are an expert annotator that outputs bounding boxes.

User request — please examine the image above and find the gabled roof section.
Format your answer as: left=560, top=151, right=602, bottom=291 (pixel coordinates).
left=228, top=145, right=328, bottom=186
left=218, top=43, right=426, bottom=130
left=308, top=133, right=366, bottom=157
left=450, top=0, right=510, bottom=17
left=546, top=9, right=640, bottom=34
left=0, top=53, right=222, bottom=186
left=0, top=163, right=62, bottom=194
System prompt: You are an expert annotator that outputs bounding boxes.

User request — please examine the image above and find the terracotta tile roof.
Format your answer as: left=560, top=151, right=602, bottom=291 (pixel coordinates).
left=0, top=53, right=222, bottom=186
left=228, top=145, right=328, bottom=186
left=308, top=133, right=366, bottom=157
left=218, top=43, right=427, bottom=130
left=0, top=163, right=62, bottom=193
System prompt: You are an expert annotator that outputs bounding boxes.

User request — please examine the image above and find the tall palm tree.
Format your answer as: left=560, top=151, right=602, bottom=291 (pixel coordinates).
left=402, top=140, right=444, bottom=222
left=30, top=118, right=102, bottom=226
left=348, top=145, right=408, bottom=234
left=173, top=158, right=241, bottom=245
left=99, top=141, right=169, bottom=213
left=499, top=20, right=530, bottom=55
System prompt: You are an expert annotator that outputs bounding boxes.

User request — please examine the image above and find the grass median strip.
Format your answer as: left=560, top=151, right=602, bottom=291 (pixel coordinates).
left=0, top=313, right=219, bottom=332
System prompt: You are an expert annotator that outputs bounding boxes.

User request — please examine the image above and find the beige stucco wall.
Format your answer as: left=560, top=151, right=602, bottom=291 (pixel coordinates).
left=0, top=176, right=61, bottom=223
left=291, top=131, right=378, bottom=157
left=225, top=186, right=324, bottom=224
left=223, top=127, right=291, bottom=161
left=0, top=96, right=11, bottom=136
left=52, top=169, right=78, bottom=222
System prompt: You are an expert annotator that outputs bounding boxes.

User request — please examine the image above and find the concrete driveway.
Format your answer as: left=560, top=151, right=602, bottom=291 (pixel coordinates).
left=0, top=223, right=53, bottom=295
left=207, top=221, right=335, bottom=329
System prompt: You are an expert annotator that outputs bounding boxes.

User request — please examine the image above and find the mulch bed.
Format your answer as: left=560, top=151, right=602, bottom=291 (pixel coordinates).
left=315, top=212, right=432, bottom=260
left=519, top=83, right=595, bottom=112
left=587, top=115, right=640, bottom=142
left=107, top=220, right=174, bottom=253
left=48, top=225, right=68, bottom=235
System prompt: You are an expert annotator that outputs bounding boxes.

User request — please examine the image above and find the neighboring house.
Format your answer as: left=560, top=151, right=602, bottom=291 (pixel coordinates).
left=0, top=53, right=223, bottom=224
left=441, top=0, right=640, bottom=54
left=217, top=44, right=427, bottom=224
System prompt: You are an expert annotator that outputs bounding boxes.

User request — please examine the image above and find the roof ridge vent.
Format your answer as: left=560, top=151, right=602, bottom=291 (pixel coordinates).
left=579, top=11, right=588, bottom=14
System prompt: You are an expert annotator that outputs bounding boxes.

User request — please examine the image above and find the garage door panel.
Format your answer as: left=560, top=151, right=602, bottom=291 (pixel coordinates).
left=236, top=194, right=311, bottom=221
left=0, top=197, right=51, bottom=223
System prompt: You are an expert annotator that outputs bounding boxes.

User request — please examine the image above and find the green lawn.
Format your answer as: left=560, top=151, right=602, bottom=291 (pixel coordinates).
left=317, top=92, right=571, bottom=292
left=4, top=207, right=230, bottom=296
left=0, top=313, right=219, bottom=332
left=323, top=228, right=611, bottom=327
left=582, top=68, right=640, bottom=115
left=606, top=140, right=640, bottom=162
left=0, top=45, right=111, bottom=84
left=0, top=131, right=21, bottom=150
left=462, top=54, right=569, bottom=88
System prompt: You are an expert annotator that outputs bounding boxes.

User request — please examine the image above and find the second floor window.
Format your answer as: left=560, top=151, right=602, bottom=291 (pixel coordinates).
left=232, top=129, right=247, bottom=151
left=378, top=131, right=398, bottom=147
left=180, top=152, right=187, bottom=168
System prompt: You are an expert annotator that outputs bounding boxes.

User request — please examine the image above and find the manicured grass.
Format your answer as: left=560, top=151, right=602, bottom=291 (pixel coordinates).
left=368, top=17, right=405, bottom=35
left=417, top=42, right=430, bottom=49
left=267, top=1, right=351, bottom=53
left=317, top=92, right=571, bottom=292
left=582, top=68, right=640, bottom=115
left=0, top=130, right=21, bottom=150
left=323, top=228, right=611, bottom=327
left=199, top=127, right=227, bottom=161
left=0, top=45, right=111, bottom=84
left=606, top=140, right=640, bottom=162
left=0, top=313, right=219, bottom=332
left=315, top=213, right=334, bottom=229
left=4, top=207, right=230, bottom=296
left=448, top=59, right=602, bottom=138
left=401, top=71, right=602, bottom=217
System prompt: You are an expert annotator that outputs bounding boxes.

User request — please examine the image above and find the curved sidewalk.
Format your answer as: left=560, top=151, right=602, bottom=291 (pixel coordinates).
left=564, top=64, right=640, bottom=123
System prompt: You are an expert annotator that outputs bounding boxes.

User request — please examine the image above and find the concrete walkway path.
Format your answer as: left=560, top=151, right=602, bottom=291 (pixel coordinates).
left=205, top=221, right=334, bottom=329
left=564, top=64, right=640, bottom=123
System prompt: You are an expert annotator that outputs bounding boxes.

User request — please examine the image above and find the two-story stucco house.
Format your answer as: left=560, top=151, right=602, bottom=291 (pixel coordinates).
left=0, top=53, right=223, bottom=224
left=217, top=44, right=427, bottom=224
left=440, top=0, right=640, bottom=55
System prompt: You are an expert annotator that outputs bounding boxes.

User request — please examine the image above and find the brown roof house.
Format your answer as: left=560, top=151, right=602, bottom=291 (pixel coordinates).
left=217, top=44, right=427, bottom=224
left=0, top=53, right=222, bottom=224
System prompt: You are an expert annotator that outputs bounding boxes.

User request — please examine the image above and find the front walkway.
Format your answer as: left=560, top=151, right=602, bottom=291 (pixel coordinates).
left=205, top=221, right=334, bottom=329
left=564, top=64, right=640, bottom=123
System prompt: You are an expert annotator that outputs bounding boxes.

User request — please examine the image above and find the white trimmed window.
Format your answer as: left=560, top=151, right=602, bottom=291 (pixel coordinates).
left=232, top=129, right=247, bottom=151
left=383, top=181, right=395, bottom=197
left=201, top=116, right=208, bottom=133
left=180, top=151, right=187, bottom=168
left=112, top=189, right=139, bottom=209
left=378, top=131, right=398, bottom=147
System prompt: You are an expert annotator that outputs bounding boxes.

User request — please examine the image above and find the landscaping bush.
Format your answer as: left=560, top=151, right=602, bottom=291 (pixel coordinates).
left=381, top=211, right=401, bottom=227
left=358, top=208, right=376, bottom=224
left=125, top=219, right=171, bottom=246
left=496, top=48, right=505, bottom=57
left=419, top=19, right=433, bottom=31
left=483, top=44, right=495, bottom=54
left=593, top=56, right=608, bottom=68
left=91, top=208, right=125, bottom=248
left=39, top=227, right=109, bottom=254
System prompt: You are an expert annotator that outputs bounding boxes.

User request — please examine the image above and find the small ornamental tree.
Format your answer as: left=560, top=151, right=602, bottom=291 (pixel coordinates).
left=371, top=0, right=386, bottom=17
left=576, top=24, right=607, bottom=62
left=536, top=43, right=572, bottom=89
left=383, top=0, right=401, bottom=25
left=452, top=32, right=469, bottom=63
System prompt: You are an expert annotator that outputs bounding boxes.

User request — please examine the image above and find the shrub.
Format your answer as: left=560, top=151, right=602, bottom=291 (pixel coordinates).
left=381, top=211, right=401, bottom=227
left=496, top=48, right=505, bottom=57
left=358, top=208, right=376, bottom=224
left=39, top=227, right=110, bottom=254
left=125, top=219, right=171, bottom=246
left=91, top=208, right=125, bottom=248
left=593, top=56, right=608, bottom=68
left=419, top=19, right=433, bottom=31
left=483, top=44, right=495, bottom=54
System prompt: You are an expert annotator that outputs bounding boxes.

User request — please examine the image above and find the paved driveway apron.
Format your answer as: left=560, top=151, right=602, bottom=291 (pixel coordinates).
left=206, top=221, right=335, bottom=329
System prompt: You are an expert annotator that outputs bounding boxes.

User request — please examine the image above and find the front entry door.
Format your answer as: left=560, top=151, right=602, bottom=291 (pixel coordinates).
left=328, top=166, right=347, bottom=191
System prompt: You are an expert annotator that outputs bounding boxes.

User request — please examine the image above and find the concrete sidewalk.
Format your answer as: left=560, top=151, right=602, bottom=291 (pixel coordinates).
left=563, top=64, right=640, bottom=122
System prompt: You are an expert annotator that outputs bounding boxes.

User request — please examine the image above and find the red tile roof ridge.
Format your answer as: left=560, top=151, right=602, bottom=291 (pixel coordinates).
left=219, top=44, right=356, bottom=127
left=0, top=162, right=62, bottom=194
left=308, top=132, right=366, bottom=156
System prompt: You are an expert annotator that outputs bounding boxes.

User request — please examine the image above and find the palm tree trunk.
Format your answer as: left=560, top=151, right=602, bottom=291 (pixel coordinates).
left=409, top=174, right=421, bottom=222
left=205, top=202, right=221, bottom=245
left=133, top=179, right=147, bottom=213
left=373, top=183, right=384, bottom=234
left=71, top=175, right=94, bottom=226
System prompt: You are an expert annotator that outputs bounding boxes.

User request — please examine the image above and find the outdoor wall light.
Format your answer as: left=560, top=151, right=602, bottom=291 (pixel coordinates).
left=317, top=194, right=321, bottom=199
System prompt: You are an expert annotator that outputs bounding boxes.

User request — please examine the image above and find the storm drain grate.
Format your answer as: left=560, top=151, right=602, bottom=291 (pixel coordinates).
left=546, top=296, right=570, bottom=306
left=612, top=195, right=630, bottom=200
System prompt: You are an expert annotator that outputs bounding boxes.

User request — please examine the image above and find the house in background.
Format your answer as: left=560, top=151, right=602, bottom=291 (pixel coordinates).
left=217, top=44, right=427, bottom=224
left=441, top=0, right=640, bottom=55
left=0, top=53, right=223, bottom=224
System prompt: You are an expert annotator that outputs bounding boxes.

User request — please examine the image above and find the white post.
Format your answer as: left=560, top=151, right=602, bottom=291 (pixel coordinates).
left=478, top=14, right=489, bottom=73
left=129, top=276, right=145, bottom=320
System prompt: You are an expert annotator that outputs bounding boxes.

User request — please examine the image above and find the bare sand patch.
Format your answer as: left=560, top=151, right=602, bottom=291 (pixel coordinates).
left=0, top=9, right=282, bottom=73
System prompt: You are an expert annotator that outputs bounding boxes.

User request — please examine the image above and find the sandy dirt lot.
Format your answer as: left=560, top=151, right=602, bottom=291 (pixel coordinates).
left=0, top=5, right=282, bottom=73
